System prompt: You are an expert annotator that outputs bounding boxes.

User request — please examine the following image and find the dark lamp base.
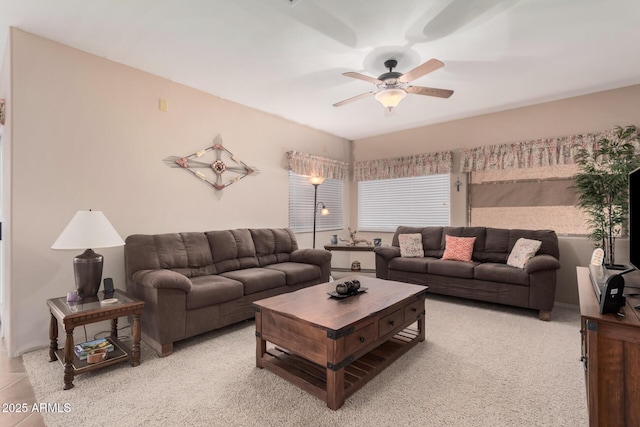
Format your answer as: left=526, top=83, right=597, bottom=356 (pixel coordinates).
left=73, top=249, right=103, bottom=299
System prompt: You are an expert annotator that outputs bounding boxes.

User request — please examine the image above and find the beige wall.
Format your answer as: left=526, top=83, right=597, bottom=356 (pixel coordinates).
left=4, top=28, right=640, bottom=354
left=352, top=84, right=640, bottom=305
left=354, top=85, right=640, bottom=157
left=0, top=29, right=12, bottom=353
left=4, top=29, right=350, bottom=355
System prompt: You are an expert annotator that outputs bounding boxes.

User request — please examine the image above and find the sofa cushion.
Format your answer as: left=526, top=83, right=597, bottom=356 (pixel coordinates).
left=428, top=259, right=479, bottom=278
left=422, top=227, right=444, bottom=257
left=180, top=232, right=215, bottom=274
left=474, top=263, right=530, bottom=286
left=154, top=233, right=217, bottom=277
left=186, top=276, right=244, bottom=310
left=442, top=235, right=476, bottom=262
left=389, top=257, right=435, bottom=273
left=274, top=228, right=298, bottom=251
left=251, top=228, right=277, bottom=256
left=507, top=238, right=542, bottom=269
left=251, top=228, right=297, bottom=266
left=154, top=233, right=189, bottom=270
left=475, top=228, right=510, bottom=263
left=221, top=268, right=286, bottom=295
left=399, top=233, right=424, bottom=257
left=265, top=262, right=321, bottom=285
left=206, top=229, right=259, bottom=273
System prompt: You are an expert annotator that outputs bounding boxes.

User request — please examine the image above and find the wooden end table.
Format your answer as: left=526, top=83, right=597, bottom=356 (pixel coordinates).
left=47, top=289, right=144, bottom=390
left=323, top=245, right=377, bottom=273
left=323, top=245, right=376, bottom=252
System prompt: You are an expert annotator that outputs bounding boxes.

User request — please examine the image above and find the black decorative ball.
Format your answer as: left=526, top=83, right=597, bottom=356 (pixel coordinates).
left=336, top=283, right=349, bottom=295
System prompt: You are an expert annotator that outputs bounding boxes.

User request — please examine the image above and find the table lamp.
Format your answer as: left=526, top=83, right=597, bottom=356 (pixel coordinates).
left=51, top=210, right=125, bottom=301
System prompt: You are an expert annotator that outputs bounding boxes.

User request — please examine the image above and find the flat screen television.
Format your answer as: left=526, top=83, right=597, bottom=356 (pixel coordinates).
left=628, top=166, right=640, bottom=270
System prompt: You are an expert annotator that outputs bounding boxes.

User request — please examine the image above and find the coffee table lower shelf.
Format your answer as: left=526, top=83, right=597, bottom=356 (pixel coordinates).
left=261, top=327, right=421, bottom=406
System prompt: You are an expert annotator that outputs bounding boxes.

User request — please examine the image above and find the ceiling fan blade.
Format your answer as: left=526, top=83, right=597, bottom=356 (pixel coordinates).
left=406, top=85, right=454, bottom=98
left=343, top=72, right=382, bottom=85
left=398, top=59, right=444, bottom=83
left=332, top=92, right=375, bottom=107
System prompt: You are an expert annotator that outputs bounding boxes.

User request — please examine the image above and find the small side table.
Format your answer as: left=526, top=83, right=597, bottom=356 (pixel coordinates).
left=324, top=245, right=377, bottom=273
left=323, top=245, right=376, bottom=252
left=47, top=289, right=144, bottom=390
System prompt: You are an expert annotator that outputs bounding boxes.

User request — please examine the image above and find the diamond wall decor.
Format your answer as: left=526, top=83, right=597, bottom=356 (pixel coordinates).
left=164, top=134, right=259, bottom=190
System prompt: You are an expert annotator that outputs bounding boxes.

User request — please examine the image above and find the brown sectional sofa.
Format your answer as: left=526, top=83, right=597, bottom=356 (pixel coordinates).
left=374, top=226, right=561, bottom=320
left=125, top=228, right=331, bottom=356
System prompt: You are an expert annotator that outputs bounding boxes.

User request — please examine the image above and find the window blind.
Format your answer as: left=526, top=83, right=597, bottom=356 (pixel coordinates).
left=288, top=172, right=343, bottom=233
left=358, top=174, right=450, bottom=232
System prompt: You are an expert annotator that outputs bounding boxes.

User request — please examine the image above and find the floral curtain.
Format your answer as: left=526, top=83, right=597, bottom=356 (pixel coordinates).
left=459, top=128, right=621, bottom=172
left=353, top=151, right=453, bottom=181
left=285, top=150, right=349, bottom=181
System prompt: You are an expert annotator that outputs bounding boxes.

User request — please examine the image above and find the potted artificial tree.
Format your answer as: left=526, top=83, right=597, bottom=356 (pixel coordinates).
left=573, top=125, right=640, bottom=268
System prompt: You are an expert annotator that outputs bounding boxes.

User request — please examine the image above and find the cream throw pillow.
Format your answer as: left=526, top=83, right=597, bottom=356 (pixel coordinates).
left=507, top=238, right=542, bottom=269
left=399, top=233, right=424, bottom=258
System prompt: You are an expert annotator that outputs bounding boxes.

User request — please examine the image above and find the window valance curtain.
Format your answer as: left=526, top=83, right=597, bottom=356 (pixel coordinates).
left=460, top=128, right=620, bottom=172
left=285, top=150, right=349, bottom=181
left=353, top=151, right=453, bottom=181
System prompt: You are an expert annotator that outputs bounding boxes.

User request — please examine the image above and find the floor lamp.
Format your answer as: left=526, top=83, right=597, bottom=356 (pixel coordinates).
left=310, top=176, right=329, bottom=248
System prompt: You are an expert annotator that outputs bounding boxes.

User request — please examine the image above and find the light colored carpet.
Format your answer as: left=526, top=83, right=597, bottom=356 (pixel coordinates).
left=23, top=295, right=588, bottom=427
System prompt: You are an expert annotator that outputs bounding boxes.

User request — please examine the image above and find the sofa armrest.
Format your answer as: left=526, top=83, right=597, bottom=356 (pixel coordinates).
left=374, top=246, right=401, bottom=280
left=290, top=248, right=332, bottom=266
left=374, top=246, right=401, bottom=261
left=525, top=255, right=561, bottom=274
left=131, top=269, right=193, bottom=293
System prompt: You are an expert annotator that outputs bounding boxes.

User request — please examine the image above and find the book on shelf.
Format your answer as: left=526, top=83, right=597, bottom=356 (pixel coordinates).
left=74, top=338, right=114, bottom=360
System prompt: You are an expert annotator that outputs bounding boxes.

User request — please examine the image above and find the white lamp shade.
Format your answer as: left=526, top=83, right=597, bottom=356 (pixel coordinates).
left=374, top=88, right=407, bottom=110
left=308, top=176, right=325, bottom=185
left=51, top=210, right=125, bottom=250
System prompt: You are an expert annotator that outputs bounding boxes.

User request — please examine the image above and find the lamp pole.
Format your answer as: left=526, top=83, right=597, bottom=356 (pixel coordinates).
left=312, top=182, right=319, bottom=249
left=309, top=176, right=325, bottom=249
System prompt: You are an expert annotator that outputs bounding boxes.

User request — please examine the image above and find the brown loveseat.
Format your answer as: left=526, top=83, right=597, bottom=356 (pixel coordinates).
left=374, top=226, right=560, bottom=320
left=125, top=228, right=331, bottom=356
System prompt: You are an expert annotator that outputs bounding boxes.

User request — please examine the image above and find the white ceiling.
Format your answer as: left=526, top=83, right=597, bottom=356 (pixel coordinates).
left=0, top=0, right=639, bottom=141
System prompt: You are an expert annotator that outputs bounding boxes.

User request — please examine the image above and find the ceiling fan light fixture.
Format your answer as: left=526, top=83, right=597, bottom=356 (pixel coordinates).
left=374, top=88, right=406, bottom=111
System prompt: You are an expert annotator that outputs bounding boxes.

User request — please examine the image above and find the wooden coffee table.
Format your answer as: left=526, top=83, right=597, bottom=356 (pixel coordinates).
left=254, top=275, right=427, bottom=410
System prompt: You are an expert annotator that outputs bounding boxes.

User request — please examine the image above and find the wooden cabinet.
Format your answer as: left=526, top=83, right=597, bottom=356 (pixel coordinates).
left=577, top=266, right=640, bottom=426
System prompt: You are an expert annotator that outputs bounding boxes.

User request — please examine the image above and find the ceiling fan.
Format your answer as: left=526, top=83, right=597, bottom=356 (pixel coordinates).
left=333, top=58, right=454, bottom=111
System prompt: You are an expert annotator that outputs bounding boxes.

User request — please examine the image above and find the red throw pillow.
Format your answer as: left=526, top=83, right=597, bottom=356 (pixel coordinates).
left=442, top=235, right=476, bottom=262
